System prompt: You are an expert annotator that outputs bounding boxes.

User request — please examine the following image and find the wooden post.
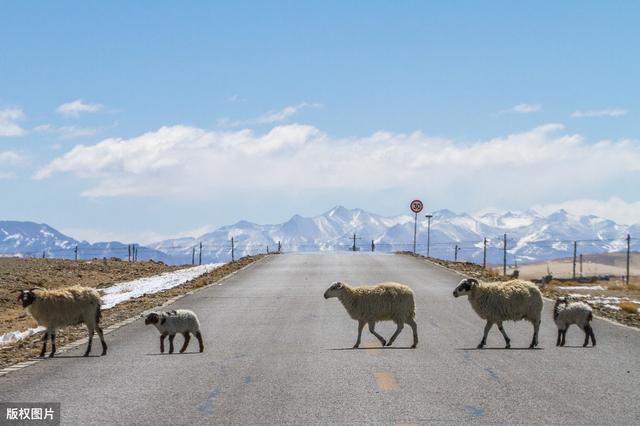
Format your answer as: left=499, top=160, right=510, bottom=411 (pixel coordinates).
left=199, top=242, right=202, bottom=265
left=278, top=241, right=281, bottom=253
left=572, top=241, right=577, bottom=280
left=42, top=250, right=45, bottom=259
left=483, top=238, right=487, bottom=269
left=454, top=244, right=458, bottom=261
left=371, top=240, right=375, bottom=252
left=579, top=254, right=583, bottom=277
left=128, top=245, right=131, bottom=262
left=192, top=247, right=195, bottom=265
left=627, top=234, right=631, bottom=285
left=74, top=246, right=78, bottom=261
left=503, top=233, right=507, bottom=276
left=231, top=237, right=235, bottom=262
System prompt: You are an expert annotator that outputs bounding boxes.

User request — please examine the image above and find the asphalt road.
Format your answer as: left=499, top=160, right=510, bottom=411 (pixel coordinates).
left=2, top=253, right=640, bottom=425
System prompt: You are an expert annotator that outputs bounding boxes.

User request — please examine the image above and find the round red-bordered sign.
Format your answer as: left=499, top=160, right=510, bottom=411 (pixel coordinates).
left=410, top=199, right=423, bottom=213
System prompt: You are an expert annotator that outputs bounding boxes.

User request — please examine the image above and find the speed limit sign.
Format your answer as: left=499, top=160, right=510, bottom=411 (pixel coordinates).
left=410, top=199, right=423, bottom=213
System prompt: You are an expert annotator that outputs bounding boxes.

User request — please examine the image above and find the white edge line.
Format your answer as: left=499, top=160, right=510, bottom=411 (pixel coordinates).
left=0, top=255, right=273, bottom=378
left=407, top=253, right=640, bottom=333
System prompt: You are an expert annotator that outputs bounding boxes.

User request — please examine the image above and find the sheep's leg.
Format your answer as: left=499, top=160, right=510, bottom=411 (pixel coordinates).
left=556, top=329, right=563, bottom=346
left=84, top=326, right=94, bottom=357
left=478, top=321, right=493, bottom=349
left=168, top=334, right=175, bottom=354
left=96, top=326, right=107, bottom=356
left=195, top=331, right=204, bottom=352
left=353, top=320, right=365, bottom=348
left=529, top=319, right=540, bottom=349
left=368, top=322, right=386, bottom=347
left=589, top=325, right=596, bottom=347
left=497, top=322, right=511, bottom=348
left=39, top=332, right=48, bottom=358
left=160, top=333, right=167, bottom=353
left=386, top=321, right=404, bottom=347
left=180, top=332, right=191, bottom=353
left=49, top=333, right=56, bottom=358
left=560, top=325, right=569, bottom=346
left=583, top=324, right=596, bottom=347
left=407, top=318, right=418, bottom=348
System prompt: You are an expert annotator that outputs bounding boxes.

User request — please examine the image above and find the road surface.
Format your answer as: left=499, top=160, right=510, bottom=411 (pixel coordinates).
left=2, top=254, right=640, bottom=425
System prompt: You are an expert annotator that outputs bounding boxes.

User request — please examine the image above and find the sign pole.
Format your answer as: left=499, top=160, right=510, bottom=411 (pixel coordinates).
left=413, top=212, right=418, bottom=254
left=409, top=199, right=424, bottom=255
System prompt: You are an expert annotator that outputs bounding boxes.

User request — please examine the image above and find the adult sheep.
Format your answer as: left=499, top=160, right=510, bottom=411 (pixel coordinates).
left=323, top=281, right=418, bottom=348
left=17, top=286, right=107, bottom=358
left=453, top=278, right=542, bottom=349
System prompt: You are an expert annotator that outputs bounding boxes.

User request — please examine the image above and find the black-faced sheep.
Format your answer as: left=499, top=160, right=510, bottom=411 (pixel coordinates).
left=17, top=286, right=107, bottom=358
left=144, top=309, right=204, bottom=353
left=323, top=281, right=418, bottom=348
left=453, top=278, right=543, bottom=349
left=554, top=297, right=596, bottom=347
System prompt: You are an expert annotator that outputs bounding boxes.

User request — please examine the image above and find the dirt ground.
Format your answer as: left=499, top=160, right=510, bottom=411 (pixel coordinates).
left=0, top=255, right=266, bottom=369
left=0, top=257, right=183, bottom=336
left=399, top=252, right=640, bottom=329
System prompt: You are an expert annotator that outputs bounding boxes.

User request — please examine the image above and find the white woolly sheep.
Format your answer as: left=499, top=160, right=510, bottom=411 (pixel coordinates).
left=453, top=278, right=543, bottom=349
left=144, top=309, right=204, bottom=353
left=554, top=297, right=596, bottom=347
left=323, top=281, right=418, bottom=348
left=17, top=286, right=107, bottom=358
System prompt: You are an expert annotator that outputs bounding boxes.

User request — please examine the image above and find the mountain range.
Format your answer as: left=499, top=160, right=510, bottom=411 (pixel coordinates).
left=1, top=206, right=638, bottom=266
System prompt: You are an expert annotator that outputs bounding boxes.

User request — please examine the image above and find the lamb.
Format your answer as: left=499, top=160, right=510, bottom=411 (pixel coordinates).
left=553, top=297, right=596, bottom=347
left=323, top=281, right=418, bottom=348
left=144, top=309, right=204, bottom=353
left=17, top=286, right=107, bottom=358
left=453, top=278, right=543, bottom=349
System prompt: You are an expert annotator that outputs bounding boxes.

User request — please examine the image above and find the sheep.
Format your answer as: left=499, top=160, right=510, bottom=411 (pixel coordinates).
left=323, top=281, right=418, bottom=348
left=453, top=278, right=543, bottom=349
left=553, top=297, right=596, bottom=347
left=144, top=309, right=204, bottom=354
left=17, top=286, right=107, bottom=358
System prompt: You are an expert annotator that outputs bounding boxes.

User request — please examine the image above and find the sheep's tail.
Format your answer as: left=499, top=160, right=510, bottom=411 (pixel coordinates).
left=587, top=311, right=593, bottom=323
left=95, top=304, right=102, bottom=325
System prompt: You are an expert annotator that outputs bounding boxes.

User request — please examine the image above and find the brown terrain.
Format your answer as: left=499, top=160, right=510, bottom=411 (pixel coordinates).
left=0, top=255, right=267, bottom=369
left=509, top=252, right=640, bottom=280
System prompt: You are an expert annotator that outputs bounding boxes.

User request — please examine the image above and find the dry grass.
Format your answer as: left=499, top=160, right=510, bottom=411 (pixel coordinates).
left=619, top=301, right=640, bottom=314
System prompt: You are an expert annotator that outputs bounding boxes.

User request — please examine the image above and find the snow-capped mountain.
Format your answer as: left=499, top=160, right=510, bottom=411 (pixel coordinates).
left=0, top=221, right=170, bottom=262
left=149, top=206, right=638, bottom=265
left=3, top=207, right=638, bottom=266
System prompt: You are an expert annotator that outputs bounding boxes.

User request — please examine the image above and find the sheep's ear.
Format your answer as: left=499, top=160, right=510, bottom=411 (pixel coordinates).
left=467, top=278, right=479, bottom=287
left=160, top=316, right=166, bottom=325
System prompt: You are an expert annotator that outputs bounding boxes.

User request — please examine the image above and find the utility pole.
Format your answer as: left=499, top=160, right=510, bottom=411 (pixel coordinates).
left=425, top=214, right=433, bottom=257
left=572, top=241, right=577, bottom=280
left=352, top=233, right=357, bottom=252
left=371, top=240, right=375, bottom=252
left=503, top=233, right=507, bottom=276
left=192, top=247, right=195, bottom=265
left=454, top=244, right=460, bottom=261
left=627, top=234, right=631, bottom=285
left=231, top=237, right=235, bottom=262
left=483, top=237, right=487, bottom=269
left=74, top=246, right=78, bottom=261
left=277, top=241, right=281, bottom=253
left=579, top=254, right=583, bottom=277
left=199, top=242, right=202, bottom=265
left=128, top=245, right=131, bottom=262
left=42, top=250, right=45, bottom=259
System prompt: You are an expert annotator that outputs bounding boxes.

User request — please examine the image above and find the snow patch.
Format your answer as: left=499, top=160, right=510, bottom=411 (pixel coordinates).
left=557, top=285, right=605, bottom=291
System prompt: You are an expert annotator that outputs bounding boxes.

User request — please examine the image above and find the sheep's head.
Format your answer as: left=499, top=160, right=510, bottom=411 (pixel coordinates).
left=16, top=289, right=37, bottom=308
left=324, top=281, right=345, bottom=299
left=453, top=278, right=479, bottom=298
left=144, top=312, right=163, bottom=325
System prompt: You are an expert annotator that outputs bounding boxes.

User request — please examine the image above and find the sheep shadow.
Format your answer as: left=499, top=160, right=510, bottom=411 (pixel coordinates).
left=329, top=346, right=415, bottom=351
left=35, top=354, right=102, bottom=359
left=457, top=347, right=544, bottom=351
left=556, top=345, right=595, bottom=349
left=146, top=352, right=202, bottom=356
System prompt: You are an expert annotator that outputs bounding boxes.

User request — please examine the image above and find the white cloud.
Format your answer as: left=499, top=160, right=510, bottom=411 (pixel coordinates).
left=56, top=99, right=103, bottom=117
left=0, top=108, right=26, bottom=137
left=256, top=102, right=321, bottom=123
left=35, top=124, right=98, bottom=139
left=34, top=123, right=640, bottom=204
left=60, top=224, right=216, bottom=245
left=0, top=150, right=25, bottom=180
left=571, top=109, right=627, bottom=118
left=533, top=197, right=640, bottom=225
left=499, top=104, right=541, bottom=115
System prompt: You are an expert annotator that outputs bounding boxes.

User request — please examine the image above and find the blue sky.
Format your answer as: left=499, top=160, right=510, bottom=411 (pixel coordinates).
left=1, top=1, right=639, bottom=243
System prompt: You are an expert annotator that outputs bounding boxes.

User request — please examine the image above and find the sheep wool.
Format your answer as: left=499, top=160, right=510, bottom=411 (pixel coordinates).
left=453, top=278, right=543, bottom=349
left=553, top=298, right=596, bottom=347
left=144, top=309, right=204, bottom=354
left=18, top=286, right=107, bottom=358
left=324, top=281, right=418, bottom=348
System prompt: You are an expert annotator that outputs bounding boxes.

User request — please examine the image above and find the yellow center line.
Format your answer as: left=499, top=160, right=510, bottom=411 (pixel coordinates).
left=374, top=372, right=399, bottom=391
